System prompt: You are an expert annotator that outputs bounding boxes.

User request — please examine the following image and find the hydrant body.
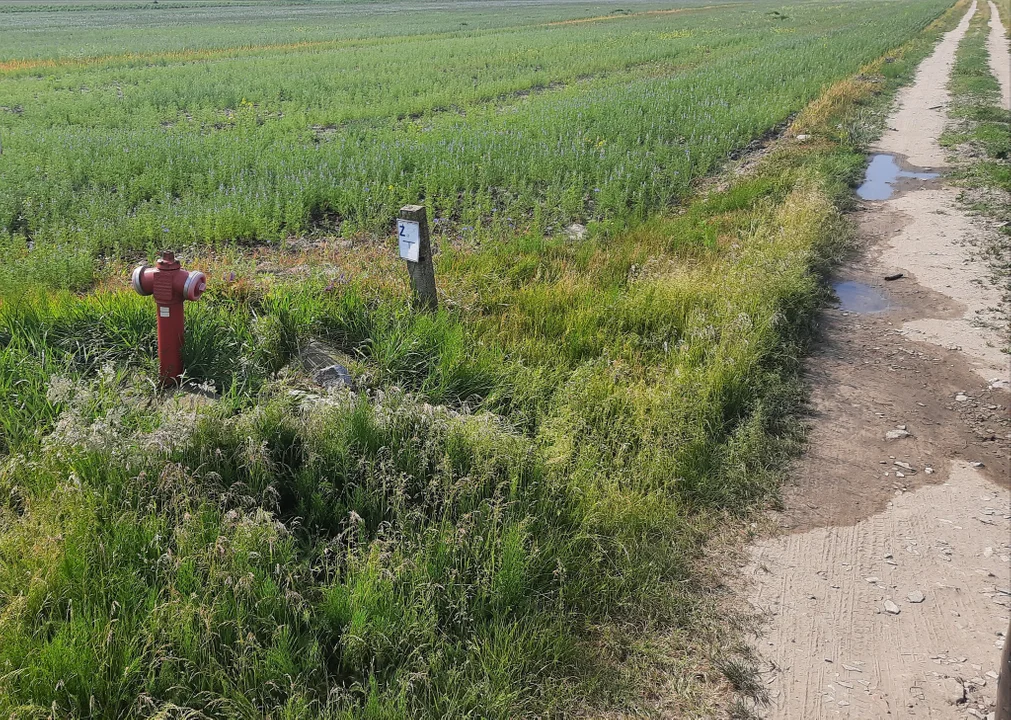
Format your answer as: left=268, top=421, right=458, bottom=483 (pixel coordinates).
left=132, top=251, right=206, bottom=385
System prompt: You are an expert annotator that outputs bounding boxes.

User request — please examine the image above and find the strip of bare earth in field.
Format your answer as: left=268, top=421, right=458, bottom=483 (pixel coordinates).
left=745, top=2, right=1011, bottom=718
left=0, top=3, right=727, bottom=74
left=543, top=3, right=738, bottom=26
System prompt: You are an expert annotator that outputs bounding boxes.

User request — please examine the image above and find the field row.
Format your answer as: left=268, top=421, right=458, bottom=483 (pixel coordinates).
left=0, top=0, right=692, bottom=60
left=1, top=0, right=951, bottom=293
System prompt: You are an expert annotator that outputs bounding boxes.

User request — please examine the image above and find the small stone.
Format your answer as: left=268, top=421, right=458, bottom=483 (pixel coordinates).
left=838, top=700, right=850, bottom=707
left=894, top=461, right=914, bottom=471
left=969, top=677, right=986, bottom=687
left=865, top=576, right=880, bottom=583
left=886, top=429, right=911, bottom=440
left=956, top=394, right=969, bottom=402
left=884, top=600, right=901, bottom=614
left=564, top=223, right=587, bottom=240
left=897, top=424, right=907, bottom=430
left=971, top=461, right=985, bottom=468
left=896, top=471, right=905, bottom=478
left=986, top=670, right=999, bottom=679
left=907, top=591, right=925, bottom=603
left=313, top=363, right=353, bottom=389
left=984, top=547, right=994, bottom=557
left=924, top=466, right=934, bottom=474
left=796, top=133, right=811, bottom=141
left=939, top=676, right=964, bottom=704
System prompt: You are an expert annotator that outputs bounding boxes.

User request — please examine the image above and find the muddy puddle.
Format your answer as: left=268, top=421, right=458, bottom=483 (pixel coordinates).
left=856, top=154, right=940, bottom=200
left=832, top=280, right=891, bottom=313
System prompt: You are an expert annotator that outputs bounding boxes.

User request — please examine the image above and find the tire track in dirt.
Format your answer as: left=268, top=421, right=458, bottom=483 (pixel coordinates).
left=751, top=467, right=1009, bottom=718
left=875, top=4, right=977, bottom=167
left=987, top=1, right=1011, bottom=110
left=743, top=3, right=1011, bottom=717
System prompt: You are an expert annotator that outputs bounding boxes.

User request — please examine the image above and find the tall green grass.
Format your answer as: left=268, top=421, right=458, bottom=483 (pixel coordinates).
left=0, top=164, right=848, bottom=716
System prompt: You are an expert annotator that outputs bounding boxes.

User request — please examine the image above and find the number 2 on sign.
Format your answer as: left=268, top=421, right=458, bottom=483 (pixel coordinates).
left=398, top=219, right=421, bottom=262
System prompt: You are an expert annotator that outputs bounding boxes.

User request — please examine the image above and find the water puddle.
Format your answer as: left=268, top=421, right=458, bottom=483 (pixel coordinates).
left=833, top=280, right=891, bottom=313
left=856, top=154, right=940, bottom=200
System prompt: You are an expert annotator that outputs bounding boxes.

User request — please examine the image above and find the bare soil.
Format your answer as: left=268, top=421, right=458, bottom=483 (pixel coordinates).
left=744, top=3, right=1011, bottom=717
left=987, top=2, right=1010, bottom=111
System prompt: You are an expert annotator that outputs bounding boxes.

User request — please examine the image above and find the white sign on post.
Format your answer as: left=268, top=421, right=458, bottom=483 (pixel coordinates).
left=397, top=219, right=421, bottom=262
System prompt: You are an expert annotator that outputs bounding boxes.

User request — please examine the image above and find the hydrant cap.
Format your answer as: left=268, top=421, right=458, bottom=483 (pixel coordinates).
left=132, top=264, right=152, bottom=296
left=157, top=251, right=180, bottom=270
left=183, top=271, right=207, bottom=301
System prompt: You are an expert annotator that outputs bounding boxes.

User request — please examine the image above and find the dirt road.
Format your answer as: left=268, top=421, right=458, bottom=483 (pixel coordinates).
left=988, top=2, right=1010, bottom=110
left=744, top=3, right=1011, bottom=718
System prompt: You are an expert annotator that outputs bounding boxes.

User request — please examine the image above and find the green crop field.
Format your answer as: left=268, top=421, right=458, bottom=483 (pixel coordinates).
left=2, top=0, right=952, bottom=289
left=0, top=0, right=960, bottom=716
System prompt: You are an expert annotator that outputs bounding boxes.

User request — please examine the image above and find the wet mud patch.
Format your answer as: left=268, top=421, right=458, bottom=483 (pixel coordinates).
left=786, top=240, right=1009, bottom=535
left=856, top=153, right=942, bottom=200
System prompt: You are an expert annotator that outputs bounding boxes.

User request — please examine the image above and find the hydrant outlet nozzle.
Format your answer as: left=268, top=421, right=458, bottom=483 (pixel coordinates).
left=183, top=271, right=207, bottom=301
left=132, top=264, right=152, bottom=296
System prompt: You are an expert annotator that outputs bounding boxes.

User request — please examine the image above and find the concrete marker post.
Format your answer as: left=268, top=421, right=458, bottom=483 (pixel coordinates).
left=397, top=204, right=438, bottom=311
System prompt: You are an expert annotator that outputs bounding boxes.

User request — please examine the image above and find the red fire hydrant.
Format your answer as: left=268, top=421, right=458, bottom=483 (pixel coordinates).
left=132, top=251, right=207, bottom=385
